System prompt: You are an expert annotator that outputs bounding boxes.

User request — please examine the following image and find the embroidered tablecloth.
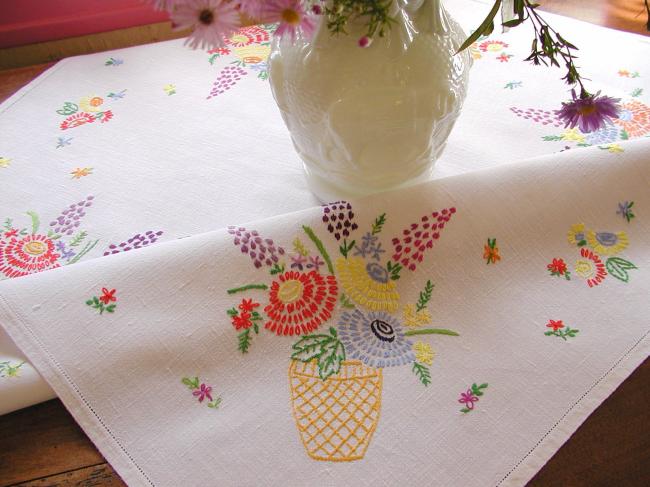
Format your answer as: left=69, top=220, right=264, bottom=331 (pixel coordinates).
left=0, top=1, right=649, bottom=481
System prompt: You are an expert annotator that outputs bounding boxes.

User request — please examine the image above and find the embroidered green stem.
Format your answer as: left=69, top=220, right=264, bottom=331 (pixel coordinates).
left=26, top=211, right=40, bottom=234
left=207, top=398, right=222, bottom=409
left=227, top=284, right=268, bottom=294
left=303, top=225, right=334, bottom=275
left=3, top=218, right=12, bottom=231
left=238, top=329, right=252, bottom=353
left=69, top=231, right=88, bottom=247
left=86, top=296, right=116, bottom=315
left=68, top=239, right=98, bottom=265
left=340, top=293, right=355, bottom=309
left=544, top=327, right=579, bottom=340
left=405, top=328, right=459, bottom=337
left=412, top=362, right=431, bottom=386
left=416, top=280, right=434, bottom=312
left=270, top=263, right=285, bottom=275
left=0, top=360, right=25, bottom=378
left=339, top=238, right=356, bottom=258
left=371, top=213, right=386, bottom=235
left=293, top=237, right=309, bottom=257
left=47, top=230, right=62, bottom=240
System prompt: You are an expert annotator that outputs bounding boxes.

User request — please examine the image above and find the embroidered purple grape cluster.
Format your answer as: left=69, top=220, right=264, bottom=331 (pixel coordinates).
left=49, top=195, right=94, bottom=235
left=103, top=230, right=164, bottom=256
left=322, top=201, right=358, bottom=241
left=228, top=226, right=285, bottom=269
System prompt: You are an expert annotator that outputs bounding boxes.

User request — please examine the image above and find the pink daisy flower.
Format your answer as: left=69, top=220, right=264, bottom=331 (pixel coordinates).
left=171, top=0, right=241, bottom=50
left=557, top=89, right=621, bottom=133
left=238, top=0, right=265, bottom=20
left=263, top=0, right=316, bottom=41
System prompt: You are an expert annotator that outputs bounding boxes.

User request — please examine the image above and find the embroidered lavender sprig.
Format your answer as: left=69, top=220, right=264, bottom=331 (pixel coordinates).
left=103, top=230, right=164, bottom=256
left=228, top=226, right=285, bottom=269
left=49, top=195, right=94, bottom=236
left=322, top=201, right=358, bottom=257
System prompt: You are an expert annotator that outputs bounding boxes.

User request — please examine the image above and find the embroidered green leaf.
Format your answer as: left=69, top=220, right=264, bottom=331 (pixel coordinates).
left=291, top=328, right=344, bottom=380
left=387, top=261, right=402, bottom=281
left=105, top=304, right=116, bottom=313
left=227, top=284, right=268, bottom=294
left=471, top=383, right=488, bottom=396
left=207, top=398, right=222, bottom=409
left=460, top=408, right=471, bottom=414
left=606, top=257, right=637, bottom=282
left=238, top=329, right=252, bottom=353
left=303, top=225, right=334, bottom=274
left=67, top=239, right=98, bottom=265
left=620, top=129, right=629, bottom=140
left=340, top=293, right=355, bottom=309
left=26, top=211, right=40, bottom=234
left=56, top=102, right=78, bottom=116
left=291, top=334, right=333, bottom=362
left=269, top=263, right=285, bottom=275
left=371, top=213, right=387, bottom=235
left=293, top=237, right=309, bottom=257
left=339, top=238, right=355, bottom=258
left=85, top=300, right=94, bottom=306
left=182, top=377, right=200, bottom=389
left=317, top=339, right=345, bottom=380
left=542, top=135, right=563, bottom=141
left=416, top=280, right=434, bottom=312
left=405, top=328, right=459, bottom=337
left=412, top=362, right=431, bottom=386
left=69, top=231, right=88, bottom=247
left=226, top=307, right=238, bottom=317
left=3, top=218, right=12, bottom=231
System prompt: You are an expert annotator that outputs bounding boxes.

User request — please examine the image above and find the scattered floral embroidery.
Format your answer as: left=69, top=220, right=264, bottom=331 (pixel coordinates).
left=206, top=65, right=248, bottom=99
left=0, top=157, right=11, bottom=168
left=107, top=89, right=127, bottom=100
left=163, top=84, right=176, bottom=96
left=71, top=167, right=93, bottom=179
left=228, top=298, right=263, bottom=352
left=504, top=81, right=523, bottom=89
left=56, top=137, right=72, bottom=148
left=182, top=377, right=222, bottom=409
left=105, top=57, right=123, bottom=66
left=484, top=238, right=500, bottom=264
left=0, top=360, right=25, bottom=378
left=544, top=319, right=579, bottom=340
left=1, top=197, right=97, bottom=279
left=617, top=201, right=635, bottom=223
left=86, top=288, right=117, bottom=314
left=103, top=231, right=164, bottom=256
left=459, top=383, right=488, bottom=413
left=547, top=258, right=571, bottom=280
left=496, top=52, right=514, bottom=62
left=617, top=69, right=640, bottom=78
left=599, top=143, right=624, bottom=153
left=631, top=88, right=643, bottom=98
left=57, top=94, right=118, bottom=130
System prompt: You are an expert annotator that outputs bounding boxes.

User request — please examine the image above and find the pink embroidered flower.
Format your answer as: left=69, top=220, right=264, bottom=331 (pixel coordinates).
left=0, top=234, right=60, bottom=278
left=171, top=0, right=240, bottom=50
left=263, top=0, right=316, bottom=41
left=546, top=319, right=564, bottom=332
left=192, top=383, right=213, bottom=402
left=99, top=288, right=117, bottom=305
left=557, top=90, right=621, bottom=133
left=458, top=389, right=479, bottom=410
left=60, top=112, right=96, bottom=130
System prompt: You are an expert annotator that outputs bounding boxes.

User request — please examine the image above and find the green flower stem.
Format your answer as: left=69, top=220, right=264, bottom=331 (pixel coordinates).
left=303, top=225, right=334, bottom=275
left=227, top=284, right=268, bottom=294
left=405, top=328, right=459, bottom=337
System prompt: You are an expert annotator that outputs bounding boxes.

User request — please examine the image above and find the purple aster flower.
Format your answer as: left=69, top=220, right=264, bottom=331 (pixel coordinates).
left=290, top=254, right=307, bottom=270
left=306, top=255, right=324, bottom=272
left=557, top=90, right=620, bottom=133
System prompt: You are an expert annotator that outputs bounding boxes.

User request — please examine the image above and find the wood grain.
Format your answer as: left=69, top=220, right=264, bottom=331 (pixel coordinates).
left=0, top=2, right=648, bottom=486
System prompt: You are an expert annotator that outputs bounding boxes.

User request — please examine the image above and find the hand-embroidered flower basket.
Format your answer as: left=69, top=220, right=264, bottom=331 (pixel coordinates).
left=288, top=359, right=383, bottom=462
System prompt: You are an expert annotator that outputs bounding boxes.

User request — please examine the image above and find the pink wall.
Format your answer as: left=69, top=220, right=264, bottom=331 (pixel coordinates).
left=0, top=0, right=169, bottom=48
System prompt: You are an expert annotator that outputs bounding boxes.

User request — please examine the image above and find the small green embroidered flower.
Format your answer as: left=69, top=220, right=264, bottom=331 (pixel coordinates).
left=0, top=360, right=26, bottom=378
left=544, top=320, right=579, bottom=340
left=182, top=376, right=222, bottom=409
left=86, top=288, right=117, bottom=314
left=459, top=383, right=488, bottom=413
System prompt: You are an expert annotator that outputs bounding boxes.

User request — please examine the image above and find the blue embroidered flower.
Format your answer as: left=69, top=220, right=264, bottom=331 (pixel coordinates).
left=584, top=125, right=619, bottom=145
left=354, top=232, right=385, bottom=261
left=56, top=137, right=73, bottom=148
left=366, top=262, right=389, bottom=283
left=338, top=309, right=415, bottom=368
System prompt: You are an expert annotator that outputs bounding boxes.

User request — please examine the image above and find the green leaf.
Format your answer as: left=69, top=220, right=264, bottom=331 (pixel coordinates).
left=502, top=18, right=525, bottom=28
left=371, top=213, right=386, bottom=235
left=479, top=383, right=488, bottom=389
left=416, top=280, right=434, bottom=312
left=461, top=408, right=471, bottom=414
left=412, top=362, right=431, bottom=386
left=542, top=135, right=563, bottom=141
left=238, top=329, right=252, bottom=353
left=106, top=305, right=115, bottom=313
left=303, top=225, right=334, bottom=274
left=26, top=211, right=40, bottom=234
left=85, top=300, right=93, bottom=306
left=340, top=293, right=355, bottom=309
left=620, top=129, right=629, bottom=140
left=92, top=296, right=100, bottom=305
left=291, top=334, right=332, bottom=362
left=606, top=257, right=637, bottom=283
left=69, top=231, right=87, bottom=247
left=317, top=339, right=345, bottom=380
left=457, top=0, right=502, bottom=54
left=227, top=307, right=238, bottom=317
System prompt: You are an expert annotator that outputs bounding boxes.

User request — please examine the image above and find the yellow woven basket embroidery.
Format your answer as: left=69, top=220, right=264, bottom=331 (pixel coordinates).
left=288, top=359, right=383, bottom=462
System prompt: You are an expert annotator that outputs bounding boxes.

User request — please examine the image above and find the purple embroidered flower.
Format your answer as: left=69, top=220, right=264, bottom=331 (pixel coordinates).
left=228, top=226, right=285, bottom=269
left=557, top=90, right=621, bottom=133
left=192, top=383, right=213, bottom=402
left=458, top=389, right=479, bottom=410
left=322, top=201, right=358, bottom=241
left=306, top=255, right=324, bottom=272
left=49, top=195, right=94, bottom=236
left=103, top=230, right=164, bottom=256
left=617, top=201, right=635, bottom=223
left=290, top=254, right=307, bottom=270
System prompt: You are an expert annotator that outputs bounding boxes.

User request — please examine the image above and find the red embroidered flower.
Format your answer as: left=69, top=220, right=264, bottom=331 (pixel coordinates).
left=3, top=229, right=18, bottom=238
left=546, top=320, right=564, bottom=332
left=60, top=112, right=95, bottom=130
left=238, top=298, right=259, bottom=313
left=547, top=258, right=567, bottom=275
left=0, top=234, right=60, bottom=278
left=264, top=270, right=338, bottom=336
left=479, top=40, right=508, bottom=52
left=232, top=311, right=253, bottom=330
left=99, top=110, right=113, bottom=123
left=225, top=25, right=270, bottom=47
left=208, top=47, right=231, bottom=55
left=575, top=248, right=607, bottom=287
left=99, top=288, right=117, bottom=305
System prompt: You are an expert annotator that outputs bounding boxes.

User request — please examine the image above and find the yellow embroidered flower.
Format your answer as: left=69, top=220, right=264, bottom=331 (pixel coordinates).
left=413, top=342, right=434, bottom=365
left=586, top=230, right=628, bottom=256
left=0, top=157, right=10, bottom=168
left=79, top=96, right=103, bottom=112
left=402, top=303, right=431, bottom=328
left=560, top=128, right=585, bottom=143
left=336, top=256, right=400, bottom=312
left=71, top=167, right=93, bottom=179
left=574, top=259, right=594, bottom=278
left=234, top=44, right=271, bottom=64
left=600, top=143, right=624, bottom=153
left=567, top=223, right=587, bottom=247
left=163, top=84, right=177, bottom=96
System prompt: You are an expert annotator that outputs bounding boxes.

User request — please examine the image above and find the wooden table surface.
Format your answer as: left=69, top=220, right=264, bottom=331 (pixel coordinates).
left=1, top=2, right=649, bottom=486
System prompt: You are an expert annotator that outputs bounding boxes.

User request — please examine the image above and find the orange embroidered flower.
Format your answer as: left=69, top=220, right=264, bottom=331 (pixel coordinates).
left=71, top=167, right=93, bottom=179
left=613, top=101, right=650, bottom=138
left=89, top=96, right=103, bottom=107
left=483, top=238, right=500, bottom=264
left=264, top=270, right=338, bottom=336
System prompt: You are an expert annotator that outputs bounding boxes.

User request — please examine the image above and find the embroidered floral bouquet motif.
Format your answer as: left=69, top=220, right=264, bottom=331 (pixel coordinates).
left=226, top=202, right=459, bottom=461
